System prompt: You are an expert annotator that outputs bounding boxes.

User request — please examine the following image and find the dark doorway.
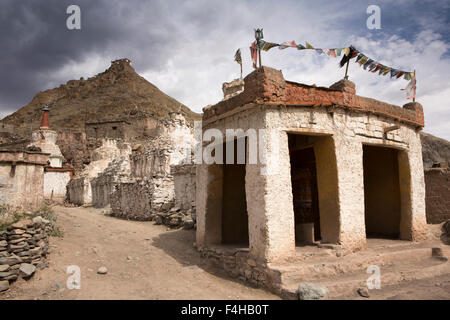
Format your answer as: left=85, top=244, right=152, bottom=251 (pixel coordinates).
left=288, top=134, right=321, bottom=243
left=363, top=145, right=401, bottom=238
left=221, top=138, right=248, bottom=245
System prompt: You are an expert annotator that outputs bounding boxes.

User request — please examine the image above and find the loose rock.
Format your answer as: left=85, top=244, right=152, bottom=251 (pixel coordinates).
left=19, top=263, right=36, bottom=278
left=97, top=266, right=108, bottom=274
left=298, top=282, right=328, bottom=300
left=357, top=287, right=370, bottom=298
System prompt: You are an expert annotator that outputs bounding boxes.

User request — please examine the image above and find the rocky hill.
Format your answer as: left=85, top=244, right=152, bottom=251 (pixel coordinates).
left=421, top=132, right=450, bottom=168
left=0, top=58, right=200, bottom=136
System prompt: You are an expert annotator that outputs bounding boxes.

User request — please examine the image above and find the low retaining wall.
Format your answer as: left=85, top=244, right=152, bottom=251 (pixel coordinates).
left=197, top=246, right=276, bottom=294
left=0, top=216, right=52, bottom=292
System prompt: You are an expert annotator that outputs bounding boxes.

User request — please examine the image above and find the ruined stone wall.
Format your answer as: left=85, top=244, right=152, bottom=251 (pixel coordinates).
left=67, top=177, right=89, bottom=206
left=66, top=139, right=130, bottom=206
left=425, top=168, right=450, bottom=224
left=172, top=164, right=196, bottom=213
left=109, top=113, right=196, bottom=228
left=91, top=151, right=132, bottom=208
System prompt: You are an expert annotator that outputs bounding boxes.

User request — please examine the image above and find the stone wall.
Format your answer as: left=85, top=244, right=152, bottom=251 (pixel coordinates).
left=109, top=113, right=196, bottom=228
left=0, top=216, right=52, bottom=292
left=67, top=177, right=90, bottom=206
left=91, top=153, right=132, bottom=208
left=172, top=164, right=196, bottom=214
left=66, top=139, right=130, bottom=206
left=425, top=168, right=450, bottom=224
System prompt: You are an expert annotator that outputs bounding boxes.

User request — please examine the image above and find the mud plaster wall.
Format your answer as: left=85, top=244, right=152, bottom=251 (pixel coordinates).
left=0, top=163, right=45, bottom=210
left=425, top=168, right=450, bottom=223
left=197, top=102, right=428, bottom=263
left=43, top=171, right=71, bottom=203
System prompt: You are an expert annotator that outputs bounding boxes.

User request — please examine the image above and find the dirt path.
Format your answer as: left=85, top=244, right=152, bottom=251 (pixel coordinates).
left=1, top=206, right=278, bottom=300
left=1, top=205, right=449, bottom=300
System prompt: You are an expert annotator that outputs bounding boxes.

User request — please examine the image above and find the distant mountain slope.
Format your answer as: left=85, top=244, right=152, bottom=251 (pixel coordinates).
left=421, top=132, right=450, bottom=168
left=1, top=58, right=201, bottom=135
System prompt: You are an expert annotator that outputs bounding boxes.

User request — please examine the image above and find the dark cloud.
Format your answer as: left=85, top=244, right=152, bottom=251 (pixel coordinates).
left=0, top=0, right=449, bottom=139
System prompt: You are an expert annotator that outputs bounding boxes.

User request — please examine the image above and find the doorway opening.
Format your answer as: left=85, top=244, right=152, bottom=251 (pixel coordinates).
left=288, top=134, right=321, bottom=244
left=363, top=145, right=401, bottom=239
left=221, top=138, right=249, bottom=245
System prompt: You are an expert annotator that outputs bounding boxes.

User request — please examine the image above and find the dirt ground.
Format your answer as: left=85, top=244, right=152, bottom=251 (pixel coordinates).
left=1, top=205, right=449, bottom=300
left=1, top=206, right=277, bottom=300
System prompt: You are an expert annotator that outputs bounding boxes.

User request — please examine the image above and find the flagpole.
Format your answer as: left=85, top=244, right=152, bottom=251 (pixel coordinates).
left=240, top=63, right=243, bottom=79
left=413, top=69, right=416, bottom=102
left=344, top=60, right=350, bottom=80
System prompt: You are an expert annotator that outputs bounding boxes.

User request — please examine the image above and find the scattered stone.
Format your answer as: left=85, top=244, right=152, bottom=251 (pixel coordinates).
left=19, top=263, right=36, bottom=278
left=357, top=287, right=370, bottom=298
left=97, top=266, right=108, bottom=274
left=183, top=219, right=195, bottom=230
left=0, top=265, right=9, bottom=272
left=298, top=282, right=328, bottom=300
left=0, top=240, right=7, bottom=247
left=0, top=280, right=9, bottom=292
left=431, top=247, right=448, bottom=261
left=247, top=259, right=257, bottom=267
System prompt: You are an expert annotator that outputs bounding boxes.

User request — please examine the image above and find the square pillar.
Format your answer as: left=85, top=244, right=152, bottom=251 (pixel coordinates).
left=334, top=137, right=367, bottom=251
left=398, top=140, right=428, bottom=240
left=246, top=129, right=295, bottom=262
left=195, top=164, right=223, bottom=247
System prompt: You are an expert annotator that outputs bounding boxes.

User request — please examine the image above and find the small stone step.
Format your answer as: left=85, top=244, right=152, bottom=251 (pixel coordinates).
left=271, top=245, right=448, bottom=285
left=279, top=256, right=450, bottom=299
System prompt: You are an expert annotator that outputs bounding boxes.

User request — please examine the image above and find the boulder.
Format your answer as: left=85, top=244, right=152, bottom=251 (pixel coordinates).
left=298, top=282, right=328, bottom=300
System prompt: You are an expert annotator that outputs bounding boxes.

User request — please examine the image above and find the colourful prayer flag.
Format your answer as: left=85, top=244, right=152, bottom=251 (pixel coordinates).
left=234, top=49, right=242, bottom=65
left=358, top=56, right=369, bottom=65
left=305, top=41, right=314, bottom=49
left=329, top=49, right=336, bottom=57
left=336, top=48, right=342, bottom=56
left=363, top=59, right=374, bottom=70
left=342, top=47, right=350, bottom=56
left=250, top=41, right=257, bottom=69
left=261, top=41, right=279, bottom=51
left=297, top=44, right=306, bottom=50
left=356, top=53, right=364, bottom=63
left=279, top=41, right=297, bottom=49
left=390, top=69, right=398, bottom=78
left=315, top=49, right=323, bottom=55
left=396, top=71, right=405, bottom=79
left=401, top=78, right=416, bottom=100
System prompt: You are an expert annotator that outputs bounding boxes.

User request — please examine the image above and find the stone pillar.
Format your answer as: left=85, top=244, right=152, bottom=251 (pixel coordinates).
left=334, top=136, right=367, bottom=251
left=246, top=128, right=295, bottom=263
left=398, top=134, right=428, bottom=240
left=195, top=164, right=223, bottom=247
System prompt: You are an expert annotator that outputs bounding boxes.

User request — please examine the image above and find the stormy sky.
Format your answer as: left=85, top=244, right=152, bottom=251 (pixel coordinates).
left=0, top=0, right=449, bottom=139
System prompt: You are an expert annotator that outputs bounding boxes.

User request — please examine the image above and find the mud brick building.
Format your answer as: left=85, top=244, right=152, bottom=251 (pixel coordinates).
left=196, top=66, right=428, bottom=265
